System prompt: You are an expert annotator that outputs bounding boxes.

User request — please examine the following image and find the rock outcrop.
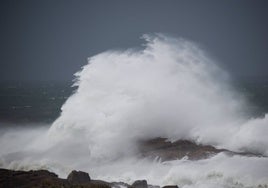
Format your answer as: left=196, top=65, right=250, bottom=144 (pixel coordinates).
left=138, top=137, right=264, bottom=161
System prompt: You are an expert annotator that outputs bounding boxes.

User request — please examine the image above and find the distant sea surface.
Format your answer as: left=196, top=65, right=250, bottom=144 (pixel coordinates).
left=0, top=80, right=268, bottom=125
left=0, top=81, right=74, bottom=124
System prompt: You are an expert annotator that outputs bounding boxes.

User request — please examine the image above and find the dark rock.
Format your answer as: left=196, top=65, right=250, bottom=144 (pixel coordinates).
left=138, top=138, right=222, bottom=160
left=162, top=186, right=179, bottom=188
left=138, top=137, right=265, bottom=161
left=0, top=168, right=65, bottom=188
left=0, top=168, right=112, bottom=188
left=131, top=180, right=148, bottom=188
left=90, top=180, right=112, bottom=188
left=67, top=170, right=91, bottom=184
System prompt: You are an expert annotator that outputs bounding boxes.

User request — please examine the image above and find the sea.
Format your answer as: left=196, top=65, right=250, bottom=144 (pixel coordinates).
left=0, top=80, right=267, bottom=124
left=0, top=81, right=73, bottom=124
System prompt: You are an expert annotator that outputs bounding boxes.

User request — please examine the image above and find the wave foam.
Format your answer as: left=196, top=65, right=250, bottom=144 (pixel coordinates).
left=49, top=34, right=268, bottom=158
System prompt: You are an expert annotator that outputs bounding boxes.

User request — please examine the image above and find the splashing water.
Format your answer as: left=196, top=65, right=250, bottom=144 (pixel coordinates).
left=49, top=34, right=268, bottom=157
left=0, top=34, right=268, bottom=187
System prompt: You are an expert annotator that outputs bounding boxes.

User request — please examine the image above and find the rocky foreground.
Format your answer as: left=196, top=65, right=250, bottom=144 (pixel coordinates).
left=0, top=168, right=176, bottom=188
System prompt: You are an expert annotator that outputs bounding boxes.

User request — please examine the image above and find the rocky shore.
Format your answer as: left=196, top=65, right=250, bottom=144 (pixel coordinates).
left=0, top=168, right=178, bottom=188
left=138, top=137, right=264, bottom=160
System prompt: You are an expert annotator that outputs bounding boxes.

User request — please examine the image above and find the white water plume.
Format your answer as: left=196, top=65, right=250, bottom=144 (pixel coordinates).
left=49, top=34, right=268, bottom=157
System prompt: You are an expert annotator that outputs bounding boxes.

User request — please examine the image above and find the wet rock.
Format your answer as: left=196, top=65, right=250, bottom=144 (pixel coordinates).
left=90, top=180, right=112, bottom=188
left=67, top=170, right=91, bottom=184
left=0, top=168, right=112, bottom=188
left=138, top=138, right=222, bottom=160
left=131, top=180, right=148, bottom=188
left=138, top=137, right=264, bottom=161
left=0, top=168, right=64, bottom=188
left=162, top=186, right=179, bottom=188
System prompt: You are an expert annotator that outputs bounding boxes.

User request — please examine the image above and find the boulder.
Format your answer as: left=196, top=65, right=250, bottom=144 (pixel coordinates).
left=131, top=180, right=148, bottom=188
left=67, top=170, right=91, bottom=184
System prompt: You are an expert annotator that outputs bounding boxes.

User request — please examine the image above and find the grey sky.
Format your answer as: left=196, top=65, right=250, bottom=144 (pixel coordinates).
left=0, top=0, right=267, bottom=82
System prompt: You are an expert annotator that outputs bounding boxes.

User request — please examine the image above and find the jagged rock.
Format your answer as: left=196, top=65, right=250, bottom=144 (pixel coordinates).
left=162, top=186, right=179, bottom=188
left=67, top=170, right=91, bottom=184
left=131, top=180, right=148, bottom=188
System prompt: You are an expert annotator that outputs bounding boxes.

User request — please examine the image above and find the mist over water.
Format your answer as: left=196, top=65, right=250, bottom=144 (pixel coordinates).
left=0, top=34, right=268, bottom=187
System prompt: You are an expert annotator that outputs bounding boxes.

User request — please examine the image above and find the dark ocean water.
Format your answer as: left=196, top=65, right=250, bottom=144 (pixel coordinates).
left=0, top=80, right=268, bottom=125
left=0, top=81, right=74, bottom=124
